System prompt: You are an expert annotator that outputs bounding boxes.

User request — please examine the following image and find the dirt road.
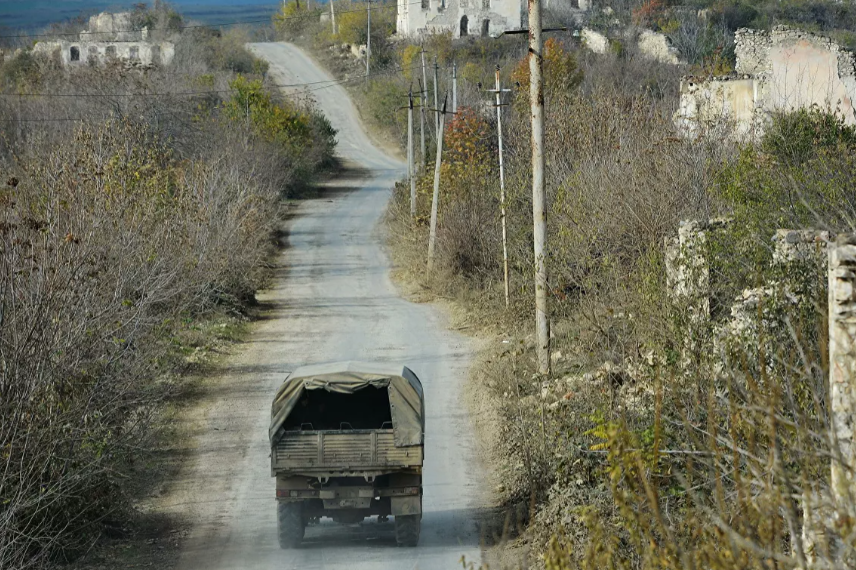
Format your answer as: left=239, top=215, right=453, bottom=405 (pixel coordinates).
left=162, top=43, right=482, bottom=570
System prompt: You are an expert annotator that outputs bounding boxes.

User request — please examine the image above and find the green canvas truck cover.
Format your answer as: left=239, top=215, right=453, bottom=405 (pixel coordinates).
left=269, top=361, right=425, bottom=448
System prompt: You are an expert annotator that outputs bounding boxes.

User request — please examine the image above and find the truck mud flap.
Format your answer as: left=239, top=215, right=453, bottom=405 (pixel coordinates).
left=391, top=496, right=422, bottom=516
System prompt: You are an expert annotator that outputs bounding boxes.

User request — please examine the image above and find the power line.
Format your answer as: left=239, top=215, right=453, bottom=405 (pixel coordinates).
left=0, top=64, right=412, bottom=122
left=0, top=62, right=411, bottom=100
left=0, top=1, right=409, bottom=40
left=0, top=77, right=347, bottom=98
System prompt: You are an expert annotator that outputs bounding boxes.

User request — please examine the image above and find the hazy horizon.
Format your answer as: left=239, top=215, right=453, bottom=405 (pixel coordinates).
left=0, top=1, right=281, bottom=33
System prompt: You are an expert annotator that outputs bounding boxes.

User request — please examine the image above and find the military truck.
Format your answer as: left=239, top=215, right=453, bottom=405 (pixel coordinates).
left=269, top=362, right=424, bottom=548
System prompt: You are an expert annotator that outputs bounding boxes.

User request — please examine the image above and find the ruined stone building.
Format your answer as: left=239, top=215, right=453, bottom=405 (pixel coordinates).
left=396, top=0, right=524, bottom=38
left=675, top=26, right=856, bottom=139
left=32, top=11, right=175, bottom=68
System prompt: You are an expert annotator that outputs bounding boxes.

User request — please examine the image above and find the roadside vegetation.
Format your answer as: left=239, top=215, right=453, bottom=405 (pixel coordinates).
left=270, top=1, right=856, bottom=568
left=0, top=3, right=335, bottom=567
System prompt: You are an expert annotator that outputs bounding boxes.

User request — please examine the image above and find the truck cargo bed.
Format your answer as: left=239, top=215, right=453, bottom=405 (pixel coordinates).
left=272, top=429, right=423, bottom=472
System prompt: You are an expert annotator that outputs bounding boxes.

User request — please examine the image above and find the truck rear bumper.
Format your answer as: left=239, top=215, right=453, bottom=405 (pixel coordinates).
left=276, top=486, right=420, bottom=500
left=277, top=486, right=422, bottom=515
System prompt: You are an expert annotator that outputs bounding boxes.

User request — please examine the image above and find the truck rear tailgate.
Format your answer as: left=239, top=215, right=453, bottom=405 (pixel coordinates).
left=272, top=429, right=422, bottom=472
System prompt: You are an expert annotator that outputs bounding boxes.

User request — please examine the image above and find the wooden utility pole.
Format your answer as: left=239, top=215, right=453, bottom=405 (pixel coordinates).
left=529, top=0, right=550, bottom=375
left=452, top=60, right=457, bottom=114
left=433, top=57, right=440, bottom=130
left=427, top=95, right=448, bottom=273
left=421, top=46, right=432, bottom=138
left=365, top=0, right=371, bottom=83
left=330, top=0, right=337, bottom=35
left=408, top=89, right=416, bottom=220
left=418, top=78, right=426, bottom=171
left=487, top=65, right=512, bottom=309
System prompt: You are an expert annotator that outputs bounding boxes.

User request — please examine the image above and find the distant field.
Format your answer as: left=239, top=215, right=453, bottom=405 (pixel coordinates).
left=0, top=1, right=280, bottom=34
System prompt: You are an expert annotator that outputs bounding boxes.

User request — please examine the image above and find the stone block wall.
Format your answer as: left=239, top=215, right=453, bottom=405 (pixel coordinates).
left=33, top=40, right=175, bottom=68
left=676, top=26, right=856, bottom=138
left=675, top=76, right=760, bottom=139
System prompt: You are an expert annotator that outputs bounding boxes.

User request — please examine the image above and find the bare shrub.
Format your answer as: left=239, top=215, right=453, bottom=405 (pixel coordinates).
left=0, top=22, right=335, bottom=566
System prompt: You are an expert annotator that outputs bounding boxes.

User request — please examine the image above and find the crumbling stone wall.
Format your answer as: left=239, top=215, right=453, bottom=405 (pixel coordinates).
left=31, top=11, right=172, bottom=69
left=773, top=229, right=833, bottom=266
left=33, top=40, right=174, bottom=68
left=80, top=12, right=144, bottom=42
left=581, top=28, right=609, bottom=54
left=638, top=30, right=681, bottom=65
left=828, top=235, right=856, bottom=534
left=676, top=26, right=856, bottom=138
left=675, top=76, right=760, bottom=139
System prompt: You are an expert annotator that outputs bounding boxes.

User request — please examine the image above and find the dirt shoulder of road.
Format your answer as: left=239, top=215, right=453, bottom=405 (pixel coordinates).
left=66, top=315, right=252, bottom=570
left=378, top=222, right=532, bottom=569
left=65, top=181, right=341, bottom=570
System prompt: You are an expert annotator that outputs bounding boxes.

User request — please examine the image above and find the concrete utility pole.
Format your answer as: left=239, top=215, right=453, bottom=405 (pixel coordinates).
left=408, top=89, right=416, bottom=220
left=418, top=78, right=426, bottom=171
left=452, top=60, right=457, bottom=114
left=487, top=65, right=512, bottom=309
left=529, top=0, right=550, bottom=375
left=427, top=95, right=448, bottom=273
left=433, top=57, right=440, bottom=130
left=330, top=0, right=337, bottom=35
left=365, top=0, right=371, bottom=82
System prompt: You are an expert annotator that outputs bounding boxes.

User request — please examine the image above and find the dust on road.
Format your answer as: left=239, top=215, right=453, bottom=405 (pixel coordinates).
left=153, top=42, right=483, bottom=570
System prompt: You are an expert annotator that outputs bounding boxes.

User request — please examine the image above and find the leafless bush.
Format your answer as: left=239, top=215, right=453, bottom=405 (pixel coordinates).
left=0, top=25, right=334, bottom=566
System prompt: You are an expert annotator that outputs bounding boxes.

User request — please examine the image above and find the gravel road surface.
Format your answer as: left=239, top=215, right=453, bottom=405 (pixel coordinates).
left=165, top=42, right=482, bottom=570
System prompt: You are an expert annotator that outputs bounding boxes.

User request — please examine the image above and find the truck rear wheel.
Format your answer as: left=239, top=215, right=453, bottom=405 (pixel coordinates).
left=277, top=502, right=305, bottom=548
left=394, top=514, right=420, bottom=547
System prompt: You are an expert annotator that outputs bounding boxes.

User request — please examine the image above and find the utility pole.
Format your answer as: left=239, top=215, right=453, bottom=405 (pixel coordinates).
left=365, top=0, right=371, bottom=83
left=529, top=0, right=550, bottom=375
left=486, top=65, right=512, bottom=309
left=408, top=89, right=416, bottom=220
left=452, top=60, right=457, bottom=114
left=433, top=57, right=440, bottom=130
left=427, top=95, right=448, bottom=273
left=330, top=0, right=337, bottom=35
left=421, top=46, right=431, bottom=136
left=418, top=78, right=426, bottom=171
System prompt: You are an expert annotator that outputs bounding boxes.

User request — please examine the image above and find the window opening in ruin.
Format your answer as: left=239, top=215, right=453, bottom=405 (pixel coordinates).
left=460, top=15, right=468, bottom=36
left=482, top=19, right=490, bottom=36
left=106, top=45, right=117, bottom=58
left=422, top=0, right=429, bottom=9
left=70, top=46, right=80, bottom=62
left=129, top=46, right=140, bottom=61
left=440, top=0, right=445, bottom=10
left=151, top=45, right=161, bottom=66
left=482, top=0, right=489, bottom=8
left=282, top=387, right=393, bottom=431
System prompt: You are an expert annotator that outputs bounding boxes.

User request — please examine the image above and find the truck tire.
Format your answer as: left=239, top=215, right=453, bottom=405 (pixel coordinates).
left=394, top=514, right=420, bottom=547
left=277, top=502, right=305, bottom=548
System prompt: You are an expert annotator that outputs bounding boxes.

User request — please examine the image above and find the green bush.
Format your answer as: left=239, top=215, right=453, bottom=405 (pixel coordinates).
left=761, top=106, right=856, bottom=165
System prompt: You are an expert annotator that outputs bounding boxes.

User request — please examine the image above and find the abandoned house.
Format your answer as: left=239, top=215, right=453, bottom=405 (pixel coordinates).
left=396, top=0, right=524, bottom=38
left=675, top=26, right=856, bottom=139
left=32, top=11, right=175, bottom=68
